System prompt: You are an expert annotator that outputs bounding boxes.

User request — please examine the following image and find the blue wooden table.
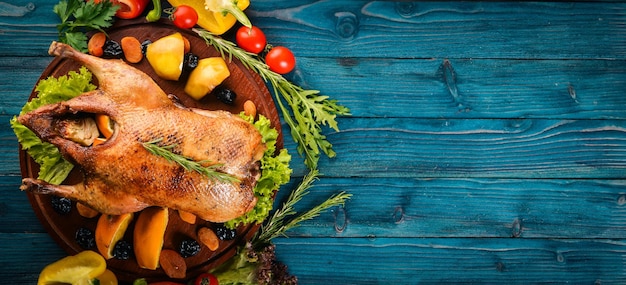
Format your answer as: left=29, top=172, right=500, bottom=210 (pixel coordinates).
left=2, top=1, right=626, bottom=284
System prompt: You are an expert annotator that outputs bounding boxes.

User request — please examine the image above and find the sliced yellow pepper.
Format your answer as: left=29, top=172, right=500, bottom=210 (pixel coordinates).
left=167, top=0, right=250, bottom=35
left=37, top=250, right=106, bottom=285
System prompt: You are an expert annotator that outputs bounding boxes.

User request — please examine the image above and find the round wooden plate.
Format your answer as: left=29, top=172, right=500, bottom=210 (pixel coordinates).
left=18, top=20, right=282, bottom=283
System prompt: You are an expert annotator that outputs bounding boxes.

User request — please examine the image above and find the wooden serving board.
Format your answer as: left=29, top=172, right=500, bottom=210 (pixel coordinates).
left=18, top=20, right=281, bottom=283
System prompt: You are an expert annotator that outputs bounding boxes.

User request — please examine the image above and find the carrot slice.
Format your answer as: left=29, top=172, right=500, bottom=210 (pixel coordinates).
left=120, top=36, right=143, bottom=63
left=88, top=32, right=106, bottom=57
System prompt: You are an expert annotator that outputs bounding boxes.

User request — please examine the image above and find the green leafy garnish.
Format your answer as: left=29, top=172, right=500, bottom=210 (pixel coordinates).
left=225, top=113, right=293, bottom=228
left=53, top=0, right=119, bottom=52
left=141, top=138, right=240, bottom=184
left=194, top=28, right=351, bottom=170
left=10, top=66, right=96, bottom=184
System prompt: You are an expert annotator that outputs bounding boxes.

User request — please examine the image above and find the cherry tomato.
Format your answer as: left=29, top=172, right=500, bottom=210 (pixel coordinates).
left=236, top=26, right=267, bottom=54
left=171, top=5, right=199, bottom=29
left=265, top=46, right=296, bottom=74
left=194, top=273, right=219, bottom=285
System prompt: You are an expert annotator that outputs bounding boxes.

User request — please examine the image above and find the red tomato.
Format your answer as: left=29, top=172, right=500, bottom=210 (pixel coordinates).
left=171, top=5, right=199, bottom=29
left=236, top=26, right=267, bottom=54
left=194, top=273, right=219, bottom=285
left=265, top=46, right=296, bottom=74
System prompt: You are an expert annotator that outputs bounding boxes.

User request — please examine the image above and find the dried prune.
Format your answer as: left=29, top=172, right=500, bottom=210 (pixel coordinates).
left=183, top=52, right=199, bottom=72
left=213, top=86, right=237, bottom=105
left=215, top=225, right=236, bottom=240
left=113, top=240, right=133, bottom=260
left=179, top=238, right=201, bottom=258
left=51, top=196, right=72, bottom=215
left=75, top=227, right=95, bottom=249
left=103, top=40, right=123, bottom=58
left=140, top=39, right=152, bottom=55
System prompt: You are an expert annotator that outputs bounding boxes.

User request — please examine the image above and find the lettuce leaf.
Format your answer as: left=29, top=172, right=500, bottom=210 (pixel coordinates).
left=10, top=66, right=96, bottom=185
left=226, top=114, right=292, bottom=228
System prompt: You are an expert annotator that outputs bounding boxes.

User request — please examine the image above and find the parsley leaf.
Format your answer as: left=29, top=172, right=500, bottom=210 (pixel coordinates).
left=53, top=0, right=119, bottom=52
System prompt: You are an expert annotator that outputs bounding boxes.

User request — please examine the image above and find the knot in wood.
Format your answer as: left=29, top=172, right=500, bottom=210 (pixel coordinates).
left=394, top=2, right=417, bottom=17
left=334, top=12, right=359, bottom=39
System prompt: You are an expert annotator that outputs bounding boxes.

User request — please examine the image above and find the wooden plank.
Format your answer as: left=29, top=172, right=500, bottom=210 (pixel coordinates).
left=312, top=117, right=626, bottom=179
left=0, top=117, right=22, bottom=176
left=271, top=177, right=626, bottom=239
left=0, top=233, right=66, bottom=283
left=0, top=1, right=59, bottom=57
left=0, top=57, right=51, bottom=116
left=0, top=1, right=625, bottom=60
left=272, top=237, right=626, bottom=284
left=247, top=1, right=626, bottom=59
left=293, top=57, right=626, bottom=119
left=0, top=175, right=46, bottom=234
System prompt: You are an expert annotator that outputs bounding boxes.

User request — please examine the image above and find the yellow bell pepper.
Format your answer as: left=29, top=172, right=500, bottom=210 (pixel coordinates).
left=37, top=250, right=107, bottom=285
left=167, top=0, right=250, bottom=35
left=185, top=57, right=231, bottom=100
left=145, top=33, right=186, bottom=81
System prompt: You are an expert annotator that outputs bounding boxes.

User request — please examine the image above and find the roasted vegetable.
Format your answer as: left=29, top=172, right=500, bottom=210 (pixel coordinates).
left=146, top=33, right=186, bottom=80
left=184, top=57, right=230, bottom=100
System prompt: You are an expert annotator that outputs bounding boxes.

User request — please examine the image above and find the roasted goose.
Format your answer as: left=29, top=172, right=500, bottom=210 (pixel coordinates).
left=18, top=41, right=265, bottom=222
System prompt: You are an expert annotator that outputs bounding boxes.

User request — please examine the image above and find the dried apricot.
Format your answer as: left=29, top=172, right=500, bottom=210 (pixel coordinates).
left=121, top=36, right=143, bottom=63
left=88, top=32, right=106, bottom=57
left=243, top=100, right=256, bottom=118
left=159, top=249, right=187, bottom=279
left=197, top=227, right=219, bottom=251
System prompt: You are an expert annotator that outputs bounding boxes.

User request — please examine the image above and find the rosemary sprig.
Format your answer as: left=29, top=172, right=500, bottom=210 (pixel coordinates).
left=253, top=169, right=352, bottom=245
left=142, top=138, right=239, bottom=184
left=193, top=28, right=351, bottom=170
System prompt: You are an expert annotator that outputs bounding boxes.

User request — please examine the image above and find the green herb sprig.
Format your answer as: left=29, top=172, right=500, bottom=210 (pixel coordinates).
left=53, top=0, right=119, bottom=52
left=193, top=28, right=351, bottom=170
left=254, top=169, right=351, bottom=245
left=142, top=138, right=240, bottom=184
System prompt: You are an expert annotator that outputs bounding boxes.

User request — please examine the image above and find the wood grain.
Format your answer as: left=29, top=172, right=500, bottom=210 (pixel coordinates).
left=273, top=237, right=626, bottom=284
left=271, top=177, right=626, bottom=239
left=246, top=1, right=626, bottom=59
left=1, top=0, right=626, bottom=284
left=0, top=1, right=625, bottom=59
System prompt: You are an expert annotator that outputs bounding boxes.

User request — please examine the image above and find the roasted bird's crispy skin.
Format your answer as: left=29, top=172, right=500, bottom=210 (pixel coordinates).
left=18, top=41, right=265, bottom=222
